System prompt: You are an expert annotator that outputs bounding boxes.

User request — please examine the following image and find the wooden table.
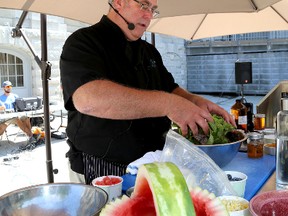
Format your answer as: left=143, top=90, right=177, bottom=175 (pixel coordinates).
left=258, top=171, right=276, bottom=193
left=0, top=105, right=61, bottom=122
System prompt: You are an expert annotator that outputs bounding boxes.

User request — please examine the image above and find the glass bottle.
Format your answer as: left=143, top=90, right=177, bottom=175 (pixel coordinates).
left=230, top=99, right=248, bottom=132
left=276, top=93, right=288, bottom=190
left=281, top=92, right=288, bottom=111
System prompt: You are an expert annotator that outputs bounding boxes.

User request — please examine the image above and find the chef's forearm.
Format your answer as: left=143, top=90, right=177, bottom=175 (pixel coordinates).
left=72, top=79, right=175, bottom=119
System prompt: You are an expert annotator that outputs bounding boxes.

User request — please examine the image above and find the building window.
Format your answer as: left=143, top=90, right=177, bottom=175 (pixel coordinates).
left=0, top=52, right=24, bottom=87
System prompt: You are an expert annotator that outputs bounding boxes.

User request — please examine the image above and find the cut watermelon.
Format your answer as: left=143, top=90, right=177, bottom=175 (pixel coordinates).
left=190, top=187, right=229, bottom=216
left=100, top=162, right=228, bottom=216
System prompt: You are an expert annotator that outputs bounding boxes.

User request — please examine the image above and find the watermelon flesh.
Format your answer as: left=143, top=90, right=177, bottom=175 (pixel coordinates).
left=100, top=162, right=228, bottom=216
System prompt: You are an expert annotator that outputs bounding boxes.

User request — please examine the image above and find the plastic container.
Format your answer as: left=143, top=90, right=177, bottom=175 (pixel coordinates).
left=225, top=171, right=248, bottom=197
left=92, top=175, right=123, bottom=202
left=218, top=195, right=250, bottom=216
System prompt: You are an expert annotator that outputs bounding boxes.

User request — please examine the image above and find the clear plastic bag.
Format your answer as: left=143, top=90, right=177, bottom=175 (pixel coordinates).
left=160, top=130, right=237, bottom=197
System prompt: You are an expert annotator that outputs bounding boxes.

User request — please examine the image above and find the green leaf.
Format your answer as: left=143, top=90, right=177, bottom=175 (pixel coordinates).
left=173, top=114, right=236, bottom=145
left=206, top=133, right=214, bottom=145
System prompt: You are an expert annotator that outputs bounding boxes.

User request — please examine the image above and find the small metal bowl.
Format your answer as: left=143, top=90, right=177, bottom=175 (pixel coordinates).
left=264, top=143, right=276, bottom=155
left=0, top=183, right=108, bottom=216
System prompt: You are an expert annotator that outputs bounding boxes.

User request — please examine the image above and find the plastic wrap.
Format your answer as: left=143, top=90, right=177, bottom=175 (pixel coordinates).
left=160, top=130, right=237, bottom=197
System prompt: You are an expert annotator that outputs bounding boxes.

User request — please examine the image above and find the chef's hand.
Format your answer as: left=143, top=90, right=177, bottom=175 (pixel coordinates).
left=166, top=96, right=213, bottom=136
left=193, top=96, right=236, bottom=127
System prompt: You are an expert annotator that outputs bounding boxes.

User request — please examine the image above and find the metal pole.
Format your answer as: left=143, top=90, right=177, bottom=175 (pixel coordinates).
left=11, top=11, right=41, bottom=67
left=12, top=11, right=55, bottom=183
left=40, top=14, right=54, bottom=183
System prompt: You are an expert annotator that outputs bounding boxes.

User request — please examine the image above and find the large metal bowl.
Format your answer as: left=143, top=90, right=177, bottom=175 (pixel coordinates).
left=0, top=183, right=108, bottom=216
left=197, top=134, right=247, bottom=167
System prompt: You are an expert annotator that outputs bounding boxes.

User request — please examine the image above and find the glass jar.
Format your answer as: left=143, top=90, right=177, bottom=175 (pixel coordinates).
left=247, top=132, right=264, bottom=158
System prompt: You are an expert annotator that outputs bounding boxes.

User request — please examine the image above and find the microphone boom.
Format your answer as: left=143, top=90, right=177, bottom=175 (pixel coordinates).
left=108, top=3, right=135, bottom=30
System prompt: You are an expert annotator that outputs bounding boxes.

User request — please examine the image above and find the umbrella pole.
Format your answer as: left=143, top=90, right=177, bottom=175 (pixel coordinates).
left=40, top=14, right=54, bottom=183
left=12, top=11, right=55, bottom=183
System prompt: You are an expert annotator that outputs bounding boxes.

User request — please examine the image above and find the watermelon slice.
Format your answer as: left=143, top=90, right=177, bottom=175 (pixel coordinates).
left=100, top=162, right=228, bottom=216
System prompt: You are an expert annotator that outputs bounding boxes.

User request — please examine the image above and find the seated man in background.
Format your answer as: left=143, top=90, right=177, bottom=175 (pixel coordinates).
left=0, top=81, right=38, bottom=143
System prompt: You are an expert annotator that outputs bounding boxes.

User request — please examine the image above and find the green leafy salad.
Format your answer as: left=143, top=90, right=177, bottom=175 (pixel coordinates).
left=173, top=114, right=244, bottom=145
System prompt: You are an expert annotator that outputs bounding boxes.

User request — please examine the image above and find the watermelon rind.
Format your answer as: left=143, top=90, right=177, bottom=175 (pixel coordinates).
left=134, top=162, right=196, bottom=216
left=99, top=195, right=129, bottom=215
left=100, top=162, right=229, bottom=216
left=190, top=187, right=229, bottom=216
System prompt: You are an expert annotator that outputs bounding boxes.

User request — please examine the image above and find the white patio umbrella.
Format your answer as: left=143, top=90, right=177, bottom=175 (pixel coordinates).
left=0, top=0, right=284, bottom=183
left=0, top=0, right=282, bottom=24
left=148, top=0, right=288, bottom=40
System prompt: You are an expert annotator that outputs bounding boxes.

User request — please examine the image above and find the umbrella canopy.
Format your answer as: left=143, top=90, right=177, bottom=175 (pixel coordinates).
left=0, top=0, right=283, bottom=24
left=148, top=0, right=288, bottom=40
left=0, top=0, right=284, bottom=183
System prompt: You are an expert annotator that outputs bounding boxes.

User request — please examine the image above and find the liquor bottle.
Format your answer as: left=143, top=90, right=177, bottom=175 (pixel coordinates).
left=230, top=99, right=248, bottom=132
left=276, top=94, right=288, bottom=190
left=281, top=92, right=288, bottom=111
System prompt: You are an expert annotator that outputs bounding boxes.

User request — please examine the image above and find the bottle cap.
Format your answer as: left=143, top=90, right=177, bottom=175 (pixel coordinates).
left=281, top=92, right=288, bottom=99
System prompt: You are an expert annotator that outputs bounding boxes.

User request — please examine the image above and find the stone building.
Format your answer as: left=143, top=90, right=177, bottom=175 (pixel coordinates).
left=0, top=9, right=88, bottom=102
left=0, top=9, right=186, bottom=104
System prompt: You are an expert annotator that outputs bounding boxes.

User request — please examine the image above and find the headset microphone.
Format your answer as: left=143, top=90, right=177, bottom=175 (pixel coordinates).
left=127, top=22, right=135, bottom=31
left=108, top=3, right=135, bottom=30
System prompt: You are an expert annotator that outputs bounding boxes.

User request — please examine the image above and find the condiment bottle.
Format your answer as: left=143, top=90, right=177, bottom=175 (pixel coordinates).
left=281, top=92, right=288, bottom=111
left=247, top=132, right=264, bottom=158
left=230, top=99, right=248, bottom=132
left=276, top=96, right=288, bottom=190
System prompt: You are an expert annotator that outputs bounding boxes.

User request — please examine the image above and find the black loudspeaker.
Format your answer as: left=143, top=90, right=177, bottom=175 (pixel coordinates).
left=235, top=62, right=252, bottom=84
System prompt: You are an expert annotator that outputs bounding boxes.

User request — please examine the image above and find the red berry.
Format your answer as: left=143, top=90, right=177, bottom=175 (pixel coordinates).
left=95, top=180, right=104, bottom=185
left=111, top=178, right=121, bottom=184
left=103, top=176, right=112, bottom=185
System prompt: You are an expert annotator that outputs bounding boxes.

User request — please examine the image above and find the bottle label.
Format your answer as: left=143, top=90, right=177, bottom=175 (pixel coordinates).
left=238, top=115, right=247, bottom=125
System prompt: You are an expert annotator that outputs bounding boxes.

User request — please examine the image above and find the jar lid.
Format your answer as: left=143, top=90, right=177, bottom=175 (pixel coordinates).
left=248, top=132, right=264, bottom=139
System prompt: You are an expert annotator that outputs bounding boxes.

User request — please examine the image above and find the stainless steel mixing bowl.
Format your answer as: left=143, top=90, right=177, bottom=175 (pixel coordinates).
left=0, top=183, right=108, bottom=216
left=197, top=134, right=247, bottom=167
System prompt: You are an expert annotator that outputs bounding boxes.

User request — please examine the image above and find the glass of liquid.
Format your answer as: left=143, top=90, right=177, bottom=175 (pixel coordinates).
left=254, top=113, right=265, bottom=130
left=276, top=136, right=288, bottom=190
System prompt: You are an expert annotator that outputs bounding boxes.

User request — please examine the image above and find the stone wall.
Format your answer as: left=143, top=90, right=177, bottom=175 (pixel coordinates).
left=186, top=40, right=288, bottom=95
left=0, top=9, right=87, bottom=102
left=152, top=33, right=187, bottom=89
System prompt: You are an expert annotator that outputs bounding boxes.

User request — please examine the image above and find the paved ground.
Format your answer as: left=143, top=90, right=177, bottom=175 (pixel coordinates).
left=0, top=94, right=264, bottom=197
left=0, top=117, right=70, bottom=196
